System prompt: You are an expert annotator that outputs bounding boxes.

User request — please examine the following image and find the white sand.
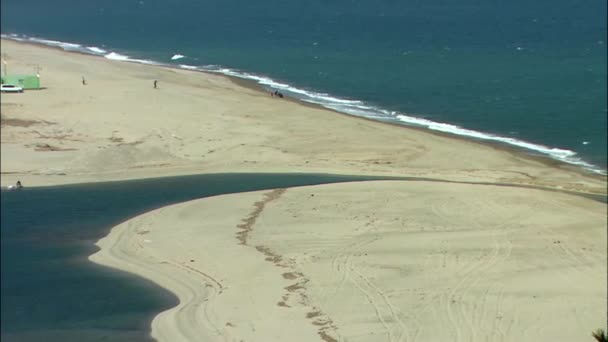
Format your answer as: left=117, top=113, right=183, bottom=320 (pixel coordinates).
left=91, top=181, right=607, bottom=342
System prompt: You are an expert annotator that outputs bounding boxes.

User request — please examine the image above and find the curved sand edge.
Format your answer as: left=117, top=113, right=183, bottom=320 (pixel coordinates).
left=90, top=180, right=607, bottom=342
left=90, top=189, right=326, bottom=341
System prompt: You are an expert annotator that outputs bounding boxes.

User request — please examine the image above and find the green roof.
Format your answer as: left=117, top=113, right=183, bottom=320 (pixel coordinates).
left=1, top=74, right=41, bottom=89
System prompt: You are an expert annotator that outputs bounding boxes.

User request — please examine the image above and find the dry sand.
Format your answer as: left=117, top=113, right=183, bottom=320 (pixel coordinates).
left=91, top=181, right=607, bottom=342
left=2, top=39, right=607, bottom=342
left=1, top=39, right=605, bottom=195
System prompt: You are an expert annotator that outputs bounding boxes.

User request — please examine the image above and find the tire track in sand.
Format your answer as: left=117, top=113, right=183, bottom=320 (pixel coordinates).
left=428, top=196, right=517, bottom=342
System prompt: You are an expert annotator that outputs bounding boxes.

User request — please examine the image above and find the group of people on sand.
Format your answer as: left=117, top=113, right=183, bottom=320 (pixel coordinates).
left=271, top=90, right=284, bottom=98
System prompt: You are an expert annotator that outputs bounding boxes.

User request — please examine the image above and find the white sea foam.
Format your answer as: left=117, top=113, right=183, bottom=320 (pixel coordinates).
left=28, top=38, right=82, bottom=50
left=1, top=34, right=156, bottom=65
left=178, top=64, right=199, bottom=70
left=103, top=52, right=158, bottom=65
left=171, top=54, right=185, bottom=60
left=210, top=68, right=364, bottom=105
left=104, top=52, right=130, bottom=61
left=192, top=65, right=608, bottom=174
left=395, top=114, right=604, bottom=173
left=3, top=34, right=605, bottom=175
left=86, top=46, right=107, bottom=54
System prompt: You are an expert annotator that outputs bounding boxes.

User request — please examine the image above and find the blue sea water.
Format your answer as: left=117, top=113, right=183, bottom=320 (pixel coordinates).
left=1, top=173, right=399, bottom=341
left=1, top=0, right=606, bottom=173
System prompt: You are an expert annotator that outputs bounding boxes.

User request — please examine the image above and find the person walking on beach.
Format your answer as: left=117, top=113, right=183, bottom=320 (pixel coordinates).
left=154, top=80, right=158, bottom=89
left=82, top=76, right=86, bottom=86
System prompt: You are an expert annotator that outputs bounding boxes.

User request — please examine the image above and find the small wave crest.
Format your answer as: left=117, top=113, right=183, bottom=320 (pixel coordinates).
left=1, top=34, right=158, bottom=65
left=86, top=46, right=107, bottom=54
left=171, top=54, right=185, bottom=60
left=103, top=52, right=158, bottom=65
left=178, top=64, right=199, bottom=70
left=104, top=52, right=163, bottom=65
left=2, top=34, right=83, bottom=51
left=104, top=52, right=129, bottom=61
left=209, top=68, right=365, bottom=106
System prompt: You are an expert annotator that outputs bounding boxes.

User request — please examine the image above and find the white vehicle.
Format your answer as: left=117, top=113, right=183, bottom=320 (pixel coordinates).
left=0, top=84, right=24, bottom=93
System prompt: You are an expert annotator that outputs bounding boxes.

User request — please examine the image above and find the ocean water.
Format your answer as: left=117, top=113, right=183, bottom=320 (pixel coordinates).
left=1, top=0, right=606, bottom=173
left=0, top=173, right=399, bottom=341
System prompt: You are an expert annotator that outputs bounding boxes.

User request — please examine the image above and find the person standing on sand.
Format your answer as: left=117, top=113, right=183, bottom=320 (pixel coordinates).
left=154, top=80, right=158, bottom=89
left=82, top=76, right=86, bottom=86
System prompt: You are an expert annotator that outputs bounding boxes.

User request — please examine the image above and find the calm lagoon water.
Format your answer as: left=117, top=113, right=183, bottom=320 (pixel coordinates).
left=1, top=173, right=394, bottom=341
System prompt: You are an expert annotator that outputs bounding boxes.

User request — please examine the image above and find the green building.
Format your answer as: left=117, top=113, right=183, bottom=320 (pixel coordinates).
left=1, top=74, right=41, bottom=89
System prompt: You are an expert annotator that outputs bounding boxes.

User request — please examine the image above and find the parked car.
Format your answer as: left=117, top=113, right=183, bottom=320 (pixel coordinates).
left=1, top=84, right=24, bottom=93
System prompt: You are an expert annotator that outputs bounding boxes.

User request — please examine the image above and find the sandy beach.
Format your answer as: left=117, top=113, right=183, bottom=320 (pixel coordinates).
left=2, top=39, right=607, bottom=341
left=1, top=39, right=605, bottom=194
left=91, top=182, right=607, bottom=341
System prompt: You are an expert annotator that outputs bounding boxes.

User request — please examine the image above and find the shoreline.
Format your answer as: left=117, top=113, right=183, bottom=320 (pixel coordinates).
left=2, top=36, right=606, bottom=179
left=228, top=75, right=607, bottom=177
left=2, top=38, right=606, bottom=341
left=1, top=39, right=606, bottom=196
left=90, top=180, right=607, bottom=341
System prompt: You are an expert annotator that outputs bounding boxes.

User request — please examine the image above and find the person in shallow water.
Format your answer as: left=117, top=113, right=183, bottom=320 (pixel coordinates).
left=7, top=180, right=23, bottom=191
